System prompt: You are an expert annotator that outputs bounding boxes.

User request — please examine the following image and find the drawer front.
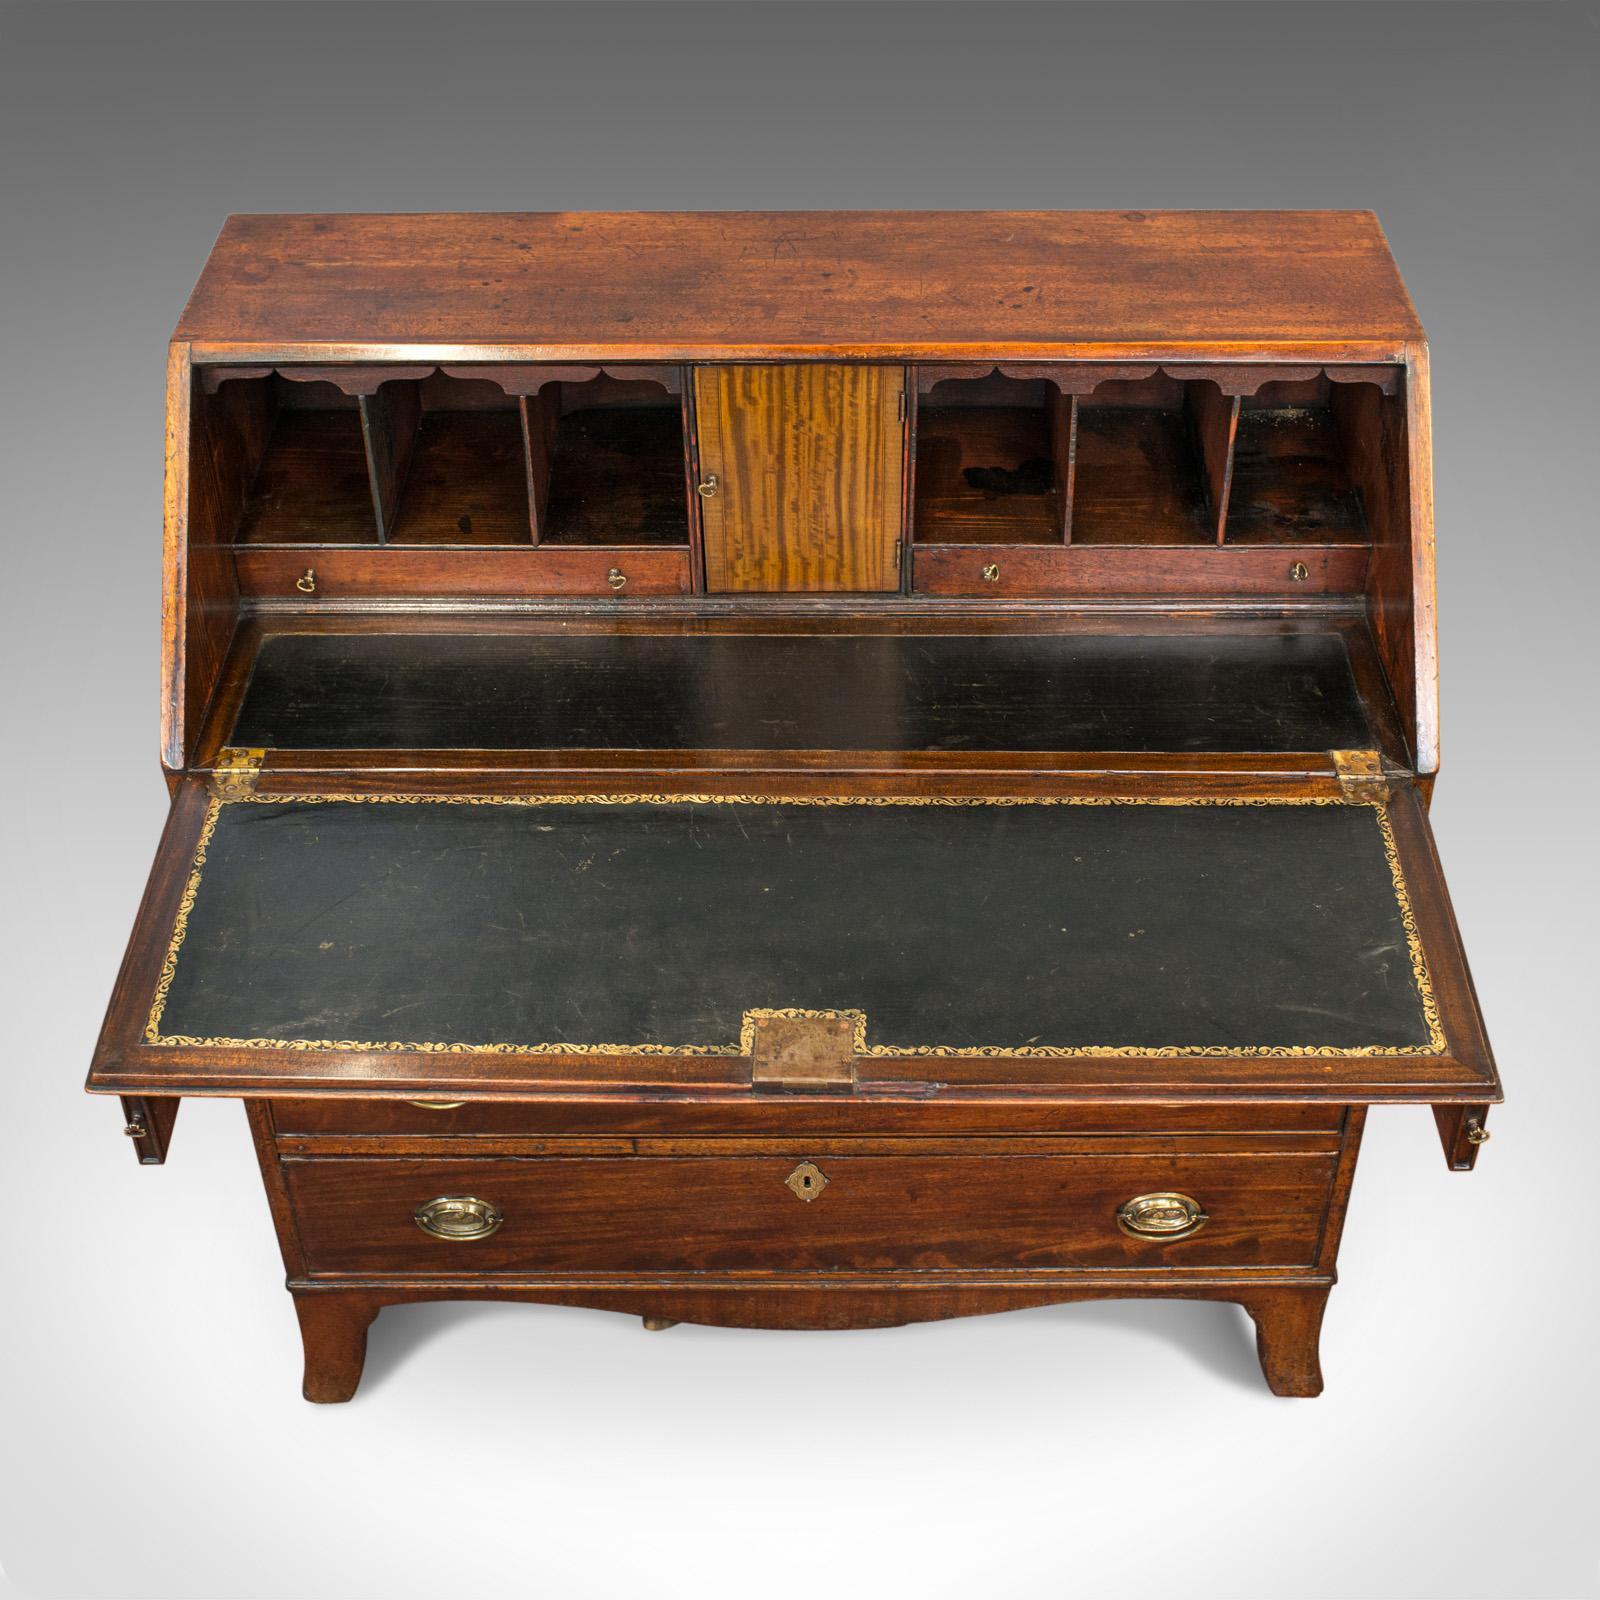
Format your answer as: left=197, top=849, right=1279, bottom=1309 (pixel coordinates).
left=234, top=546, right=693, bottom=601
left=911, top=544, right=1368, bottom=599
left=269, top=1098, right=1346, bottom=1139
left=285, top=1152, right=1336, bottom=1276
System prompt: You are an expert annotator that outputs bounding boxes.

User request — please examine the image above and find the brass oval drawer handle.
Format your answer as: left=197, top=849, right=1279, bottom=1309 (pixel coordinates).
left=980, top=562, right=1000, bottom=583
left=607, top=566, right=628, bottom=591
left=414, top=1195, right=503, bottom=1241
left=295, top=567, right=317, bottom=594
left=408, top=1100, right=466, bottom=1111
left=696, top=473, right=719, bottom=499
left=1116, top=1191, right=1209, bottom=1241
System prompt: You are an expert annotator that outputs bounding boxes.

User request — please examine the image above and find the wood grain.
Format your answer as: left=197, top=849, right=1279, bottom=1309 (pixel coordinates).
left=163, top=347, right=247, bottom=770
left=293, top=1292, right=378, bottom=1403
left=175, top=212, right=1424, bottom=356
left=913, top=400, right=1065, bottom=545
left=1189, top=382, right=1241, bottom=542
left=386, top=409, right=530, bottom=546
left=235, top=546, right=692, bottom=599
left=1240, top=1286, right=1331, bottom=1397
left=268, top=1098, right=1348, bottom=1140
left=913, top=543, right=1368, bottom=597
left=358, top=384, right=420, bottom=540
left=695, top=365, right=904, bottom=592
left=235, top=407, right=376, bottom=545
left=283, top=1150, right=1337, bottom=1275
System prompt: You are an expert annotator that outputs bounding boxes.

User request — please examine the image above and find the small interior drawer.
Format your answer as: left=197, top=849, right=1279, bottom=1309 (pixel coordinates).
left=911, top=543, right=1369, bottom=598
left=234, top=546, right=694, bottom=601
left=284, top=1151, right=1337, bottom=1276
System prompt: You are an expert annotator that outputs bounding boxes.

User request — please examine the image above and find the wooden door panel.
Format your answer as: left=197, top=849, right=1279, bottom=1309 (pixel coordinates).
left=695, top=364, right=904, bottom=592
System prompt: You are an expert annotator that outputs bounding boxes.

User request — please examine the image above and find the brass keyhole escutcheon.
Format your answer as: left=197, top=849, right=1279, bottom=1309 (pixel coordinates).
left=696, top=473, right=719, bottom=498
left=1288, top=561, right=1309, bottom=582
left=295, top=567, right=317, bottom=594
left=607, top=566, right=628, bottom=591
left=981, top=563, right=1001, bottom=583
left=785, top=1161, right=828, bottom=1202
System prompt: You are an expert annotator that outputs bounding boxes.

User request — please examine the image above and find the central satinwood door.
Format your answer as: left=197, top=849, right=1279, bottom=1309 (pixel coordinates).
left=693, top=364, right=905, bottom=593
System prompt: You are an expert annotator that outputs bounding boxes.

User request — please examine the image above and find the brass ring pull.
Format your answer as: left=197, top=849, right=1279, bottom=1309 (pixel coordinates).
left=1465, top=1118, right=1491, bottom=1145
left=981, top=563, right=1000, bottom=583
left=414, top=1195, right=503, bottom=1241
left=1288, top=561, right=1309, bottom=582
left=696, top=473, right=719, bottom=498
left=295, top=568, right=317, bottom=594
left=123, top=1120, right=148, bottom=1139
left=408, top=1100, right=466, bottom=1111
left=607, top=566, right=628, bottom=591
left=1116, top=1191, right=1209, bottom=1241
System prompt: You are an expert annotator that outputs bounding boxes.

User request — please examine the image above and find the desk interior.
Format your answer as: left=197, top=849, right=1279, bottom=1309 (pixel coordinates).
left=227, top=627, right=1384, bottom=755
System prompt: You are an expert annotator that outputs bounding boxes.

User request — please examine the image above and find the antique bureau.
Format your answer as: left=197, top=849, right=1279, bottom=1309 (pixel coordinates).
left=88, top=211, right=1501, bottom=1400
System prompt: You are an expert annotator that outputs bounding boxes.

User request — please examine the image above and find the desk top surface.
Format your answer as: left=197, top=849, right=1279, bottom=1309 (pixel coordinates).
left=176, top=211, right=1423, bottom=358
left=151, top=794, right=1438, bottom=1058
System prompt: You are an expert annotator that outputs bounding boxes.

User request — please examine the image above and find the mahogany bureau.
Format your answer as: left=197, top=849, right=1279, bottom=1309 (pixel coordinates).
left=88, top=211, right=1501, bottom=1400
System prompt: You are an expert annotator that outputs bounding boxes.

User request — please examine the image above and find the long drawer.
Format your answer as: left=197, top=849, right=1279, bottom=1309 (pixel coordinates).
left=268, top=1098, right=1347, bottom=1140
left=283, top=1151, right=1338, bottom=1276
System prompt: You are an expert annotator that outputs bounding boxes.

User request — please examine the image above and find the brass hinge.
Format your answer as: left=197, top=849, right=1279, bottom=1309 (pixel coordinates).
left=1329, top=749, right=1388, bottom=804
left=211, top=746, right=266, bottom=799
left=747, top=1010, right=858, bottom=1094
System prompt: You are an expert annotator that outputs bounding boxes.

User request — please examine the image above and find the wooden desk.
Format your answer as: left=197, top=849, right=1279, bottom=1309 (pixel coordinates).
left=89, top=211, right=1497, bottom=1400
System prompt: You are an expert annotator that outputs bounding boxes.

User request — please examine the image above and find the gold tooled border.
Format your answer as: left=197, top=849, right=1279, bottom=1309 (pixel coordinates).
left=144, top=792, right=1446, bottom=1059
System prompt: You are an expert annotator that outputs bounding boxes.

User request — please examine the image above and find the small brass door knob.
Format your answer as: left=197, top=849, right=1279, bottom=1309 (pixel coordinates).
left=414, top=1195, right=504, bottom=1241
left=696, top=473, right=719, bottom=498
left=1116, top=1192, right=1209, bottom=1240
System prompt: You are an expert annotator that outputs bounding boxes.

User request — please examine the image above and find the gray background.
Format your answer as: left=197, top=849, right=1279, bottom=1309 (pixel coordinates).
left=1, top=3, right=1594, bottom=1596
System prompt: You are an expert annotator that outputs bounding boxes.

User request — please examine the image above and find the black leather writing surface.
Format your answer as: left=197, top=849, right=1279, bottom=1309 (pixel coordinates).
left=230, top=631, right=1372, bottom=752
left=152, top=798, right=1437, bottom=1055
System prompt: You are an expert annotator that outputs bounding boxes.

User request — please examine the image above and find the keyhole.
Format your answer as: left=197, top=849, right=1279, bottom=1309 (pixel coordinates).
left=786, top=1161, right=827, bottom=1201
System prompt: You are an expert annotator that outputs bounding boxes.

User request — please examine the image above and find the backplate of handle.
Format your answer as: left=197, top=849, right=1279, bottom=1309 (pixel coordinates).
left=414, top=1195, right=504, bottom=1241
left=1115, top=1191, right=1209, bottom=1241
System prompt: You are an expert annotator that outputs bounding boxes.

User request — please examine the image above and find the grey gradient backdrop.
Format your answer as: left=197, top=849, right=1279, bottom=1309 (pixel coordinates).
left=2, top=4, right=1595, bottom=1597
